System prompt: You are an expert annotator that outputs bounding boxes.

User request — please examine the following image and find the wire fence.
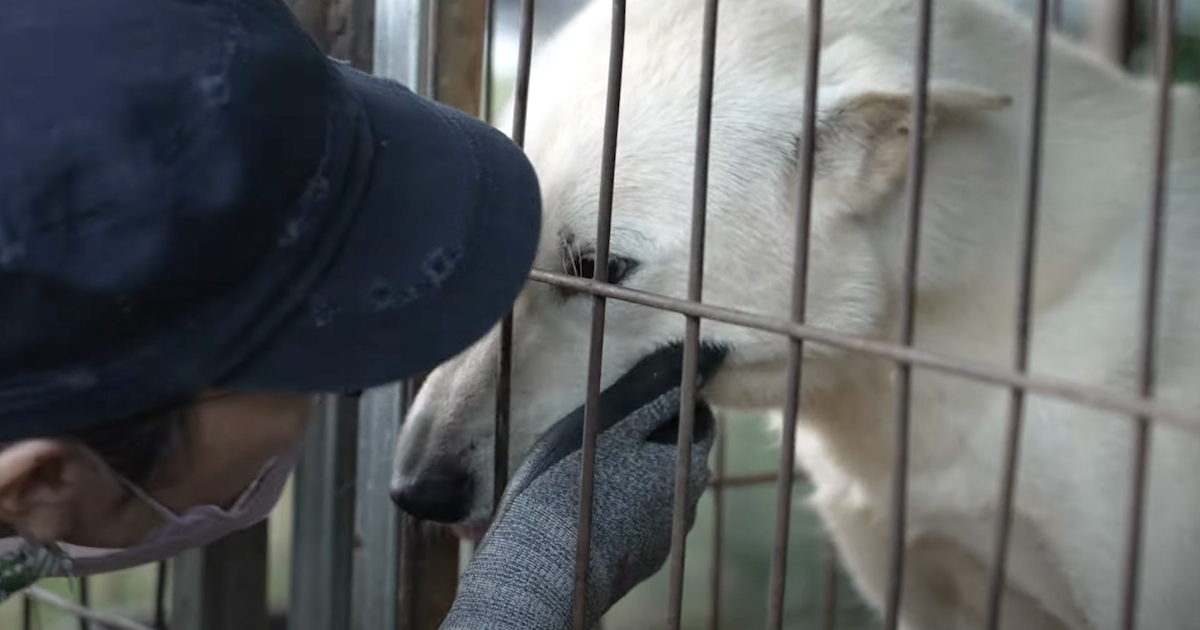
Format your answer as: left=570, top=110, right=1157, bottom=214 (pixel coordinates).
left=4, top=0, right=1197, bottom=628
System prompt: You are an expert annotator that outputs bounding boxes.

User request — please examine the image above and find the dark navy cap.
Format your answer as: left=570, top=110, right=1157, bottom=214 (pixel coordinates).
left=0, top=0, right=542, bottom=440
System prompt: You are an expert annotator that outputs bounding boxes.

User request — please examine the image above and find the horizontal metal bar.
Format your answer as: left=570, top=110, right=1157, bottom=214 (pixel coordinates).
left=527, top=268, right=1198, bottom=430
left=709, top=471, right=808, bottom=488
left=24, top=588, right=156, bottom=630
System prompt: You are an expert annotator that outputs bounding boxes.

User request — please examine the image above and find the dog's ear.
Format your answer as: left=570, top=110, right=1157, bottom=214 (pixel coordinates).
left=808, top=81, right=1011, bottom=207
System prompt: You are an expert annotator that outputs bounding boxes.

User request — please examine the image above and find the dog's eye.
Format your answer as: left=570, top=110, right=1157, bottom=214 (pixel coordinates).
left=575, top=254, right=634, bottom=285
left=558, top=252, right=638, bottom=299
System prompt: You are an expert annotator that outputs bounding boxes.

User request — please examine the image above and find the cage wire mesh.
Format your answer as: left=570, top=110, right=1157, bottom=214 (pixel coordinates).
left=3, top=0, right=1196, bottom=628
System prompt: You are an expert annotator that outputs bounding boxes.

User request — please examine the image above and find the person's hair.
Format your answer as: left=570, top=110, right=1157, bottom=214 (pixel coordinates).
left=72, top=404, right=190, bottom=488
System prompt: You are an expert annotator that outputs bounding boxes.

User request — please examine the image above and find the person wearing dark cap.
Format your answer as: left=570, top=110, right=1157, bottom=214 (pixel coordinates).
left=0, top=0, right=716, bottom=624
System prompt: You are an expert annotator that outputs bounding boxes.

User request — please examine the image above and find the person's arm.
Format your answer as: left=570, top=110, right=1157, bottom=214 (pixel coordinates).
left=440, top=344, right=720, bottom=630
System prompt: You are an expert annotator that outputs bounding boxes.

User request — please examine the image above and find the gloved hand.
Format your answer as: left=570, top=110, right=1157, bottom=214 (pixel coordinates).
left=438, top=343, right=725, bottom=630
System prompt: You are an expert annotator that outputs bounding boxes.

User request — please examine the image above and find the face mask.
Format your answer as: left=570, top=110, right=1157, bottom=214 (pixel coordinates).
left=0, top=443, right=300, bottom=603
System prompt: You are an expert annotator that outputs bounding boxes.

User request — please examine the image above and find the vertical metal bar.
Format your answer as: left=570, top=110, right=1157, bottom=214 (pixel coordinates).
left=982, top=0, right=1051, bottom=624
left=1146, top=0, right=1159, bottom=74
left=510, top=0, right=536, bottom=144
left=494, top=0, right=535, bottom=519
left=378, top=4, right=473, bottom=629
left=820, top=540, right=839, bottom=630
left=351, top=387, right=405, bottom=630
left=706, top=419, right=727, bottom=630
left=482, top=0, right=496, bottom=122
left=1085, top=0, right=1138, bottom=65
left=170, top=521, right=270, bottom=630
left=765, top=0, right=822, bottom=625
left=373, top=0, right=432, bottom=88
left=423, top=0, right=441, bottom=98
left=355, top=2, right=438, bottom=626
left=666, top=0, right=720, bottom=627
left=882, top=0, right=935, bottom=625
left=1118, top=0, right=1175, bottom=626
left=153, top=562, right=167, bottom=630
left=77, top=577, right=90, bottom=630
left=573, top=2, right=627, bottom=628
left=283, top=0, right=376, bottom=623
left=22, top=593, right=33, bottom=630
left=1118, top=0, right=1140, bottom=67
left=288, top=394, right=359, bottom=630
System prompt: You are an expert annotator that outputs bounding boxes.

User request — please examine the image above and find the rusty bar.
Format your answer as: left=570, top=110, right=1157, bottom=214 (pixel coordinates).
left=765, top=0, right=822, bottom=625
left=710, top=472, right=788, bottom=488
left=284, top=0, right=375, bottom=70
left=396, top=380, right=457, bottom=630
left=284, top=0, right=329, bottom=48
left=398, top=520, right=462, bottom=630
left=528, top=269, right=1200, bottom=429
left=666, top=0, right=720, bottom=626
left=573, top=2, right=628, bottom=627
left=707, top=419, right=728, bottom=630
left=431, top=0, right=487, bottom=115
left=1118, top=0, right=1175, bottom=626
left=882, top=0, right=936, bottom=624
left=333, top=0, right=377, bottom=70
left=494, top=0, right=536, bottom=518
left=820, top=540, right=839, bottom=630
left=709, top=470, right=812, bottom=488
left=982, top=0, right=1051, bottom=625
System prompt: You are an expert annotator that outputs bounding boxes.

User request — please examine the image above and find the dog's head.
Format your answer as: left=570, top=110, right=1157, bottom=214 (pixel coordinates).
left=390, top=0, right=1011, bottom=535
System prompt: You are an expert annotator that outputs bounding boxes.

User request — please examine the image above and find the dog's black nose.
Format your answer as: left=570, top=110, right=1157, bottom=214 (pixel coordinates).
left=390, top=465, right=474, bottom=524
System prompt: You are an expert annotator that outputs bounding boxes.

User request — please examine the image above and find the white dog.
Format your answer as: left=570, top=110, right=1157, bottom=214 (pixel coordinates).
left=391, top=0, right=1200, bottom=627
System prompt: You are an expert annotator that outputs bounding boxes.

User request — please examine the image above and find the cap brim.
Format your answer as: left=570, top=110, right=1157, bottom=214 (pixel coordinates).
left=216, top=63, right=541, bottom=392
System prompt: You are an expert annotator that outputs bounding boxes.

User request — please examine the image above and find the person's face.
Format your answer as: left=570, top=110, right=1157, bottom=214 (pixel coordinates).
left=0, top=392, right=310, bottom=548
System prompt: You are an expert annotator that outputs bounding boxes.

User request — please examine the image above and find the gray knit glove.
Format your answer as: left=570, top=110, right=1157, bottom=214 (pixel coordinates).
left=439, top=344, right=724, bottom=630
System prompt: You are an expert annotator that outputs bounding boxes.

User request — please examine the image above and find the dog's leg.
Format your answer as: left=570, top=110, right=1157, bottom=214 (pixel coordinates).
left=813, top=500, right=961, bottom=630
left=816, top=497, right=1081, bottom=630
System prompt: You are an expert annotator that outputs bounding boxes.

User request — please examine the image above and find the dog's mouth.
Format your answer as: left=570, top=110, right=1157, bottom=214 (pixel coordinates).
left=442, top=342, right=731, bottom=546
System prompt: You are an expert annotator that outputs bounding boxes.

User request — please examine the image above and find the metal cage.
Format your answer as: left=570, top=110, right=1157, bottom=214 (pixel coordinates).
left=7, top=0, right=1195, bottom=628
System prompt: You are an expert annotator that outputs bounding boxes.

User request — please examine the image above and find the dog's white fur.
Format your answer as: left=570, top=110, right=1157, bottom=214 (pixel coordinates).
left=392, top=0, right=1200, bottom=627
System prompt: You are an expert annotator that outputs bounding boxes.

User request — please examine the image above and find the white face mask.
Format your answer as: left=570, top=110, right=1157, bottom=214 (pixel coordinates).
left=0, top=443, right=300, bottom=601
